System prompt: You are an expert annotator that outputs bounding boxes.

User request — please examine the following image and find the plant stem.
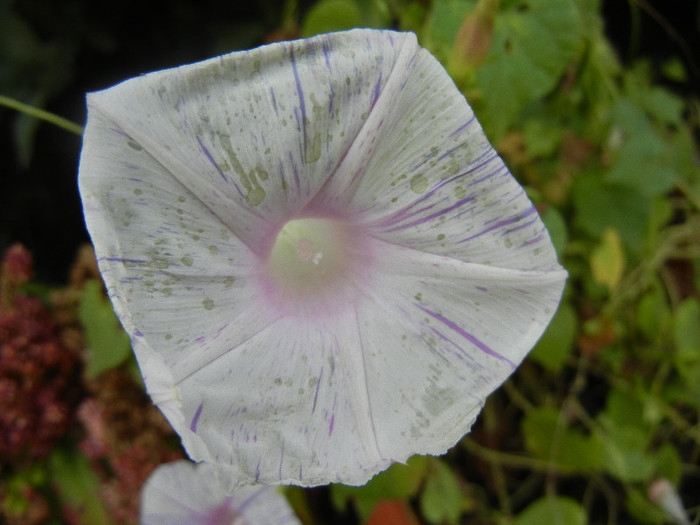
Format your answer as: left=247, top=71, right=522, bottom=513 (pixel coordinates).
left=0, top=95, right=83, bottom=136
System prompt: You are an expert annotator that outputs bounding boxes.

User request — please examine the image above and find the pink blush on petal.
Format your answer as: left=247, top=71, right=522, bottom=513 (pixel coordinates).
left=254, top=215, right=375, bottom=321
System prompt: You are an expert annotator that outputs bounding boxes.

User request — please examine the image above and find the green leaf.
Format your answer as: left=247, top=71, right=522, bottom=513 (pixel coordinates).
left=596, top=387, right=657, bottom=484
left=673, top=298, right=700, bottom=363
left=540, top=205, right=568, bottom=257
left=330, top=456, right=429, bottom=520
left=475, top=0, right=581, bottom=139
left=530, top=300, right=576, bottom=373
left=522, top=406, right=604, bottom=473
left=605, top=99, right=678, bottom=196
left=601, top=388, right=646, bottom=429
left=597, top=423, right=655, bottom=482
left=50, top=448, right=113, bottom=525
left=572, top=174, right=651, bottom=253
left=522, top=118, right=563, bottom=159
left=420, top=459, right=464, bottom=524
left=512, top=496, right=587, bottom=525
left=301, top=0, right=363, bottom=37
left=79, top=279, right=132, bottom=377
left=624, top=488, right=670, bottom=525
left=590, top=228, right=625, bottom=291
left=655, top=443, right=682, bottom=486
left=427, top=0, right=478, bottom=55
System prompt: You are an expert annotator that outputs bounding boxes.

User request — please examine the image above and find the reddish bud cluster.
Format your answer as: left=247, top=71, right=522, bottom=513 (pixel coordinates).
left=77, top=369, right=183, bottom=525
left=0, top=245, right=83, bottom=462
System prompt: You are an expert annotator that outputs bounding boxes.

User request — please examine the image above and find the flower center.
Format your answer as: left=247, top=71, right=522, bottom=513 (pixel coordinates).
left=264, top=217, right=371, bottom=316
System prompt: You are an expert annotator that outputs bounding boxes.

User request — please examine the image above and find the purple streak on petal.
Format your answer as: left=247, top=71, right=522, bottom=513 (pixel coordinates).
left=375, top=151, right=497, bottom=229
left=190, top=402, right=204, bottom=432
left=382, top=195, right=477, bottom=233
left=520, top=231, right=546, bottom=248
left=322, top=43, right=335, bottom=116
left=427, top=326, right=468, bottom=363
left=299, top=465, right=303, bottom=480
left=459, top=205, right=538, bottom=244
left=98, top=257, right=148, bottom=264
left=290, top=48, right=308, bottom=163
left=270, top=87, right=278, bottom=116
left=329, top=414, right=335, bottom=437
left=293, top=106, right=301, bottom=132
left=255, top=459, right=261, bottom=482
left=312, top=367, right=323, bottom=413
left=134, top=330, right=143, bottom=337
left=278, top=440, right=285, bottom=480
left=237, top=487, right=264, bottom=512
left=375, top=198, right=445, bottom=229
left=448, top=115, right=477, bottom=138
left=369, top=73, right=382, bottom=110
left=289, top=151, right=300, bottom=191
left=476, top=286, right=488, bottom=292
left=278, top=159, right=288, bottom=192
left=416, top=304, right=515, bottom=368
left=502, top=215, right=540, bottom=236
left=196, top=135, right=228, bottom=183
left=467, top=164, right=507, bottom=187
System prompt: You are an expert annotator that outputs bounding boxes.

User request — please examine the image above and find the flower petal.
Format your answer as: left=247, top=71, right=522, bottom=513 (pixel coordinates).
left=79, top=28, right=567, bottom=490
left=81, top=29, right=419, bottom=253
left=177, top=311, right=392, bottom=488
left=353, top=238, right=567, bottom=459
left=141, top=460, right=301, bottom=524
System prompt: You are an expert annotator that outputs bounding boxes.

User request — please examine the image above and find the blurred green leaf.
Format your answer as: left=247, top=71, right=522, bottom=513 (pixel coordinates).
left=522, top=406, right=605, bottom=473
left=596, top=387, right=657, bottom=482
left=522, top=118, right=563, bottom=159
left=655, top=443, right=683, bottom=486
left=540, top=205, right=568, bottom=258
left=530, top=300, right=577, bottom=373
left=624, top=487, right=670, bottom=525
left=419, top=459, right=464, bottom=524
left=572, top=175, right=650, bottom=253
left=512, top=496, right=587, bottom=525
left=637, top=281, right=672, bottom=342
left=50, top=448, right=112, bottom=525
left=330, top=456, right=429, bottom=520
left=301, top=0, right=363, bottom=37
left=590, top=228, right=625, bottom=291
left=598, top=425, right=655, bottom=482
left=476, top=0, right=581, bottom=139
left=79, top=279, right=132, bottom=377
left=427, top=0, right=478, bottom=56
left=674, top=298, right=700, bottom=363
left=605, top=99, right=678, bottom=196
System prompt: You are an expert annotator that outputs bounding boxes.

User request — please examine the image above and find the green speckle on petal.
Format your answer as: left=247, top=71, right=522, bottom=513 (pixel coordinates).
left=223, top=277, right=235, bottom=288
left=437, top=233, right=445, bottom=241
left=245, top=187, right=265, bottom=206
left=410, top=174, right=428, bottom=194
left=202, top=298, right=215, bottom=310
left=208, top=245, right=219, bottom=255
left=181, top=255, right=193, bottom=266
left=306, top=131, right=322, bottom=164
left=149, top=258, right=169, bottom=270
left=133, top=188, right=142, bottom=195
left=127, top=140, right=142, bottom=151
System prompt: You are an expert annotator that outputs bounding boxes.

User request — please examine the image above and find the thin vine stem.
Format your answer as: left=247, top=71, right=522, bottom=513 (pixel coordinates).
left=0, top=95, right=83, bottom=136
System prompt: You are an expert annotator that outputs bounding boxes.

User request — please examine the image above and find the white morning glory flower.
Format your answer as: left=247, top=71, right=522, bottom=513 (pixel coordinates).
left=78, top=29, right=567, bottom=489
left=141, top=460, right=301, bottom=524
